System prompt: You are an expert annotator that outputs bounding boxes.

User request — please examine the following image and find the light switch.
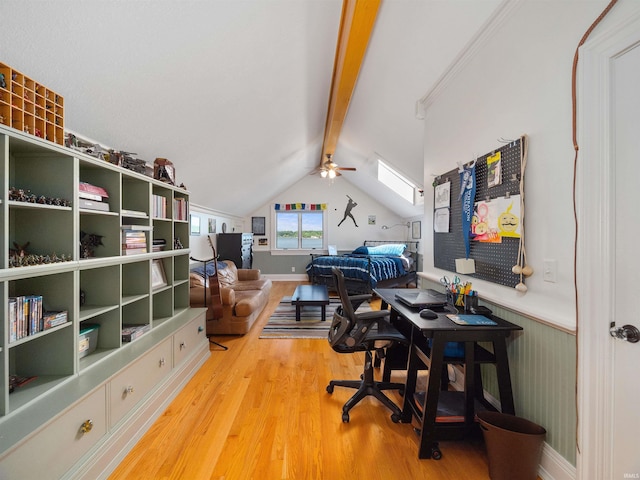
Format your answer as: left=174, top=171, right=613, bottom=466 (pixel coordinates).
left=543, top=259, right=557, bottom=283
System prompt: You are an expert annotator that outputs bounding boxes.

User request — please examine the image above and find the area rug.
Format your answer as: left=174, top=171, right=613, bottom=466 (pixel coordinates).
left=259, top=296, right=372, bottom=339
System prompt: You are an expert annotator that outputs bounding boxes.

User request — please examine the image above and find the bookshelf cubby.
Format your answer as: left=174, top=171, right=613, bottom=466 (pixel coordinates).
left=0, top=124, right=209, bottom=479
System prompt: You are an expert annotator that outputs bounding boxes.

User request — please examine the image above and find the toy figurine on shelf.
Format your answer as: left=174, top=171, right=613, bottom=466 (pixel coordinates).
left=80, top=231, right=104, bottom=258
left=0, top=73, right=5, bottom=88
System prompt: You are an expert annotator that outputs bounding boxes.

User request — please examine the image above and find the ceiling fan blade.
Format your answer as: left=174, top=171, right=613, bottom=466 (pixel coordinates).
left=336, top=167, right=356, bottom=171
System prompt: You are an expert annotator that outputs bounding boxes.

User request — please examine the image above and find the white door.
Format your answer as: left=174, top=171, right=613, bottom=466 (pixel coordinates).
left=577, top=7, right=640, bottom=480
left=611, top=39, right=640, bottom=480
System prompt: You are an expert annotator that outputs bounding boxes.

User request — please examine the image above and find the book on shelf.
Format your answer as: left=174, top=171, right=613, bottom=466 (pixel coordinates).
left=121, top=209, right=148, bottom=218
left=79, top=181, right=109, bottom=198
left=43, top=310, right=68, bottom=329
left=79, top=191, right=105, bottom=202
left=120, top=224, right=153, bottom=231
left=79, top=198, right=110, bottom=212
left=9, top=374, right=37, bottom=394
left=152, top=238, right=167, bottom=252
left=122, top=324, right=151, bottom=342
left=122, top=247, right=148, bottom=255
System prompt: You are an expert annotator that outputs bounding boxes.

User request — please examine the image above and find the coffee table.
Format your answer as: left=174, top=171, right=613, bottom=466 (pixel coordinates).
left=291, top=285, right=330, bottom=321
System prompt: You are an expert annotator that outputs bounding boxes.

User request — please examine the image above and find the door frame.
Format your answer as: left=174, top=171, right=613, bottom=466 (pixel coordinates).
left=576, top=6, right=640, bottom=479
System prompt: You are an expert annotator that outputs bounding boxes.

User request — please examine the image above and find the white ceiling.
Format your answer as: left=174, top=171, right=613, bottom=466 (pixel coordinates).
left=0, top=0, right=501, bottom=218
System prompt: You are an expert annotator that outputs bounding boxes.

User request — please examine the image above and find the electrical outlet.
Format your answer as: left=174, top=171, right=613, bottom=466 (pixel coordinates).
left=291, top=266, right=295, bottom=273
left=543, top=259, right=557, bottom=283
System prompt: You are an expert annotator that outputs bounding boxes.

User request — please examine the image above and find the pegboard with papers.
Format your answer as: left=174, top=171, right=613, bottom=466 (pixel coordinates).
left=433, top=137, right=526, bottom=288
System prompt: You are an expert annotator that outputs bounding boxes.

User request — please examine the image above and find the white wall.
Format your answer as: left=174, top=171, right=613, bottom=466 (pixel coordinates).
left=419, top=0, right=610, bottom=331
left=248, top=173, right=412, bottom=254
left=188, top=204, right=245, bottom=262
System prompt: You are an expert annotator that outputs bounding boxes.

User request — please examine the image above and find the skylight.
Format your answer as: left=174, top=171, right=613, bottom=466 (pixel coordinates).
left=377, top=158, right=417, bottom=204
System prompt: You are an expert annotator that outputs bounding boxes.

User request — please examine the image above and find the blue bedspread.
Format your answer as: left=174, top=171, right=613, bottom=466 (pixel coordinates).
left=305, top=254, right=407, bottom=288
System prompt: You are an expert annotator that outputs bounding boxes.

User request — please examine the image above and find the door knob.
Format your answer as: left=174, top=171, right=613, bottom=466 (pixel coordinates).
left=609, top=323, right=640, bottom=343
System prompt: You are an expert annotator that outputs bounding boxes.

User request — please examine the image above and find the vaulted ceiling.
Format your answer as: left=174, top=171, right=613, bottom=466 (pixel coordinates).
left=0, top=0, right=501, bottom=218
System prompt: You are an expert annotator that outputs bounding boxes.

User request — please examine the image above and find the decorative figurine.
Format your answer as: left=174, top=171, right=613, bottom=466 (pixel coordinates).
left=0, top=73, right=5, bottom=88
left=80, top=231, right=104, bottom=258
left=154, top=158, right=176, bottom=185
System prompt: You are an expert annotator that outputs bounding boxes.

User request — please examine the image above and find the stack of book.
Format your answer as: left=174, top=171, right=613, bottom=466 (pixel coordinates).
left=79, top=182, right=110, bottom=211
left=121, top=225, right=152, bottom=255
left=152, top=238, right=167, bottom=252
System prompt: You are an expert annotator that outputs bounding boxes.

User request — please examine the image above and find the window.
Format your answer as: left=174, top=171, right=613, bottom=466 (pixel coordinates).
left=275, top=211, right=325, bottom=250
left=378, top=158, right=417, bottom=204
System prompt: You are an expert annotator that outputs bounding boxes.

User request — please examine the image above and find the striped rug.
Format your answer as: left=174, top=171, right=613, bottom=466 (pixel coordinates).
left=259, top=296, right=372, bottom=339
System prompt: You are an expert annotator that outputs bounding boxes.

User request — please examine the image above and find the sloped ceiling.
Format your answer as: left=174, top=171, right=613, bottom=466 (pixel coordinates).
left=0, top=0, right=501, bottom=218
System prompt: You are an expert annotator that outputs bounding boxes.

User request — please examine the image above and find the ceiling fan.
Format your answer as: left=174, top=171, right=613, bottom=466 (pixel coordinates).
left=314, top=154, right=356, bottom=178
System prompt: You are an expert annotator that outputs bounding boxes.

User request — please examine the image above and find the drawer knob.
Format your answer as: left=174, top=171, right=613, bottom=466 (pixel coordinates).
left=126, top=385, right=135, bottom=395
left=159, top=357, right=166, bottom=367
left=198, top=326, right=204, bottom=333
left=81, top=419, right=93, bottom=434
left=180, top=342, right=186, bottom=350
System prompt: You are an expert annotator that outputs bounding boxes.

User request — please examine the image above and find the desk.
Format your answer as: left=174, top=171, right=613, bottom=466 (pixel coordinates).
left=374, top=288, right=523, bottom=459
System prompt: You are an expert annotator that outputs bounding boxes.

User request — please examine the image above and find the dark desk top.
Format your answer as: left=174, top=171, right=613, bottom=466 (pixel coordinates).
left=374, top=288, right=522, bottom=336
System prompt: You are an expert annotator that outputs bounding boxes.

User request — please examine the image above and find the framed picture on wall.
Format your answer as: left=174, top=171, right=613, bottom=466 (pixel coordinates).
left=252, top=216, right=265, bottom=235
left=412, top=221, right=421, bottom=239
left=190, top=215, right=200, bottom=235
left=208, top=218, right=216, bottom=234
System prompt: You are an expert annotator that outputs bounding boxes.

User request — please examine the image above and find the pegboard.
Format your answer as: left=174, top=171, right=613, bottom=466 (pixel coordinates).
left=433, top=137, right=525, bottom=288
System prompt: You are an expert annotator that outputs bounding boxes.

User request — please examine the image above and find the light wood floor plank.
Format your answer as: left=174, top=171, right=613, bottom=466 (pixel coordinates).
left=109, top=281, right=493, bottom=480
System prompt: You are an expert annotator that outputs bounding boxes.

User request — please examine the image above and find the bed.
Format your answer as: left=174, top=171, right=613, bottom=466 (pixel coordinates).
left=306, top=240, right=419, bottom=294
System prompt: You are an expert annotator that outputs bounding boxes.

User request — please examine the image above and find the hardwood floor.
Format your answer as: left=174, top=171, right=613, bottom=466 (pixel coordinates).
left=109, top=281, right=492, bottom=480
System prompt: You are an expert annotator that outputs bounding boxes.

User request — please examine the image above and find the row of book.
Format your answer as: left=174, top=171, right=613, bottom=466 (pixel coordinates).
left=121, top=225, right=152, bottom=255
left=79, top=181, right=110, bottom=212
left=174, top=198, right=188, bottom=221
left=8, top=295, right=68, bottom=343
left=152, top=194, right=167, bottom=219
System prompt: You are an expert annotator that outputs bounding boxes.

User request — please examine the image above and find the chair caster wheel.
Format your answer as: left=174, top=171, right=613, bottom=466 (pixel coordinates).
left=391, top=413, right=401, bottom=423
left=431, top=446, right=442, bottom=460
left=326, top=384, right=334, bottom=394
left=342, top=412, right=350, bottom=423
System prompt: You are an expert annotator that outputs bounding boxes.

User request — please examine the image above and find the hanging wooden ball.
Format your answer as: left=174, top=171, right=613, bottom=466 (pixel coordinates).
left=515, top=282, right=528, bottom=292
left=512, top=265, right=523, bottom=274
left=521, top=265, right=534, bottom=276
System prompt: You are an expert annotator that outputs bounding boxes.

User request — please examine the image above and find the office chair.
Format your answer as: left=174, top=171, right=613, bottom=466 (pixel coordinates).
left=326, top=267, right=408, bottom=423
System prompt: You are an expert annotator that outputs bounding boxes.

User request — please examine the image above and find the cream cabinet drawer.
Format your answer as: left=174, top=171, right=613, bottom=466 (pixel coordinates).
left=174, top=314, right=207, bottom=366
left=0, top=386, right=107, bottom=480
left=109, top=337, right=172, bottom=427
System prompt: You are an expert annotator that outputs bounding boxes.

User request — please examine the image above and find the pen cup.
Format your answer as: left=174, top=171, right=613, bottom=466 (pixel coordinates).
left=464, top=294, right=478, bottom=313
left=446, top=290, right=456, bottom=306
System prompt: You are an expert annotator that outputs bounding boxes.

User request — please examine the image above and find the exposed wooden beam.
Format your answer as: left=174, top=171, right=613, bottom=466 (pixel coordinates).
left=320, top=0, right=381, bottom=166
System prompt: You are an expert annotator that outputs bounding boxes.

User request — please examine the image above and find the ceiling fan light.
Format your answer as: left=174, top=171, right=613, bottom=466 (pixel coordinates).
left=320, top=169, right=328, bottom=178
left=328, top=169, right=336, bottom=179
